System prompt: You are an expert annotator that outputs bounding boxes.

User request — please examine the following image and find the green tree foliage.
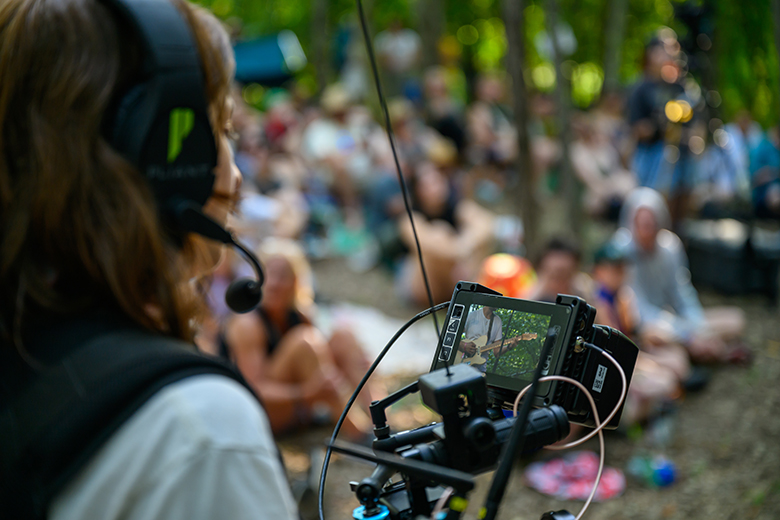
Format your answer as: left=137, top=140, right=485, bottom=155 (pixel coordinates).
left=483, top=308, right=550, bottom=378
left=201, top=0, right=779, bottom=125
left=715, top=0, right=779, bottom=126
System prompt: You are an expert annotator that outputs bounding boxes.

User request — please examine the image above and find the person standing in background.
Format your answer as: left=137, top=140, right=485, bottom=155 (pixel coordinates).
left=627, top=35, right=697, bottom=227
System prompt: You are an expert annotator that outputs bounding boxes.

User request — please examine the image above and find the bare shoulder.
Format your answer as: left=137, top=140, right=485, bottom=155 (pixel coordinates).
left=455, top=198, right=494, bottom=228
left=225, top=312, right=266, bottom=352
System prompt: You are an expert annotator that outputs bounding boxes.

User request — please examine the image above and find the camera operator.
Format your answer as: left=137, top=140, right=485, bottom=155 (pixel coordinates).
left=0, top=1, right=297, bottom=519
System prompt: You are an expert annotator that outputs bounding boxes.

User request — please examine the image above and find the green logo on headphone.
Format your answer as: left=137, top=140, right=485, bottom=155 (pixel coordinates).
left=167, top=108, right=195, bottom=163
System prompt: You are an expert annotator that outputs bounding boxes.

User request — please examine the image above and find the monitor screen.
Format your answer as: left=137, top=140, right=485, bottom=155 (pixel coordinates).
left=451, top=304, right=550, bottom=375
left=433, top=293, right=568, bottom=394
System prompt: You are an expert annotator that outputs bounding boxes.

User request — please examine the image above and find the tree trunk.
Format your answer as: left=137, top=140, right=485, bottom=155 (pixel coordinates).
left=418, top=0, right=444, bottom=69
left=544, top=0, right=581, bottom=239
left=501, top=0, right=539, bottom=259
left=773, top=0, right=780, bottom=122
left=311, top=0, right=330, bottom=93
left=602, top=0, right=628, bottom=93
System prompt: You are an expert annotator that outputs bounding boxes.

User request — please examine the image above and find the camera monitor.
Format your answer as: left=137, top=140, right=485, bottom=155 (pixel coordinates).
left=431, top=289, right=570, bottom=400
left=430, top=282, right=638, bottom=429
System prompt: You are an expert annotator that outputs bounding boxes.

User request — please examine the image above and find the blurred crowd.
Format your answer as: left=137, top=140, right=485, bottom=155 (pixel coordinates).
left=199, top=25, right=771, bottom=439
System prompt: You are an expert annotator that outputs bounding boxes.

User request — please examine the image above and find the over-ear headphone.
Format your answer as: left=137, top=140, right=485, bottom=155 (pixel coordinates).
left=99, top=0, right=263, bottom=313
left=101, top=0, right=217, bottom=213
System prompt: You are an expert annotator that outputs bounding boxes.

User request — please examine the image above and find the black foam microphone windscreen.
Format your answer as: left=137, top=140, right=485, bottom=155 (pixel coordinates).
left=225, top=278, right=262, bottom=314
left=172, top=199, right=264, bottom=313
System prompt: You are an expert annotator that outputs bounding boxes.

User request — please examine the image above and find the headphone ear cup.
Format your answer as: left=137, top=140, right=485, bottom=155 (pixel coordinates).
left=140, top=104, right=217, bottom=212
left=105, top=80, right=217, bottom=214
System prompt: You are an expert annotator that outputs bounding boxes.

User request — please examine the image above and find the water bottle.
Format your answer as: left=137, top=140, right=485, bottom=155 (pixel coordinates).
left=627, top=455, right=676, bottom=487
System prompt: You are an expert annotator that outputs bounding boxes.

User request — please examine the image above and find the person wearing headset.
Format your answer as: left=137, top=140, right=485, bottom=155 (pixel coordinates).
left=0, top=0, right=297, bottom=519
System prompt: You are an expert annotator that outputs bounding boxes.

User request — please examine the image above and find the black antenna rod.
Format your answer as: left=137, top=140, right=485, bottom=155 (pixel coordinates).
left=354, top=0, right=442, bottom=342
left=481, top=329, right=559, bottom=520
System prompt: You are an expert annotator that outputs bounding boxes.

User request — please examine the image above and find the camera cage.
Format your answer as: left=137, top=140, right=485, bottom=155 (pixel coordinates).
left=430, top=281, right=639, bottom=429
left=322, top=284, right=638, bottom=520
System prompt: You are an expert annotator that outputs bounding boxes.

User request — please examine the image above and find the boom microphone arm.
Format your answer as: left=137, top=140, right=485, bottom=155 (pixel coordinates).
left=172, top=199, right=264, bottom=313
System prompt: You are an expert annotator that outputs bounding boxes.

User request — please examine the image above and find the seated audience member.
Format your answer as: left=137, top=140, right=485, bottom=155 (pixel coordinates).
left=591, top=242, right=637, bottom=333
left=749, top=125, right=780, bottom=218
left=591, top=242, right=688, bottom=424
left=528, top=238, right=593, bottom=303
left=466, top=73, right=517, bottom=167
left=570, top=113, right=636, bottom=221
left=591, top=88, right=634, bottom=168
left=527, top=92, right=563, bottom=181
left=615, top=188, right=749, bottom=364
left=692, top=128, right=750, bottom=218
left=725, top=110, right=764, bottom=177
left=224, top=239, right=373, bottom=438
left=423, top=66, right=466, bottom=156
left=300, top=84, right=373, bottom=221
left=374, top=19, right=422, bottom=97
left=397, top=161, right=496, bottom=306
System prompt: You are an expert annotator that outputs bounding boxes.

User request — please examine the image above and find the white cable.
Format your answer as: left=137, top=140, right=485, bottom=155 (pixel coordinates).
left=513, top=376, right=602, bottom=520
left=510, top=348, right=627, bottom=520
left=550, top=349, right=628, bottom=449
left=429, top=486, right=454, bottom=520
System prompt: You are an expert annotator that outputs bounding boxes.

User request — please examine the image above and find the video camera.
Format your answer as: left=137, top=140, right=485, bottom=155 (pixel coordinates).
left=334, top=282, right=638, bottom=520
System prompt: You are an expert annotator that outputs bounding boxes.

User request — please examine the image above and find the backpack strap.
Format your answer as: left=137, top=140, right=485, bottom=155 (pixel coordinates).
left=0, top=315, right=259, bottom=519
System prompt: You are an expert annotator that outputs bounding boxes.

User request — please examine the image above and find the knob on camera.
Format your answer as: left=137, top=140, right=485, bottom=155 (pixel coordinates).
left=540, top=511, right=575, bottom=520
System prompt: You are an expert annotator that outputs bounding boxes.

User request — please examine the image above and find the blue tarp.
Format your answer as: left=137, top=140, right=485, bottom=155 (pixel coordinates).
left=233, top=30, right=306, bottom=86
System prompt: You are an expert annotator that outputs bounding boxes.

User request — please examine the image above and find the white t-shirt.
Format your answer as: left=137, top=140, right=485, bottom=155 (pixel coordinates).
left=374, top=29, right=421, bottom=73
left=50, top=375, right=298, bottom=520
left=463, top=310, right=503, bottom=344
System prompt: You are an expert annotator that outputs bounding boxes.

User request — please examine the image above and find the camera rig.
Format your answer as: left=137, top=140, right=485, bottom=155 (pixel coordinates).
left=329, top=282, right=638, bottom=520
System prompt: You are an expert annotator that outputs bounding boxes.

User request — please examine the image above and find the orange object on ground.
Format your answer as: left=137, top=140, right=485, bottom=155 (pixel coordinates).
left=477, top=253, right=537, bottom=298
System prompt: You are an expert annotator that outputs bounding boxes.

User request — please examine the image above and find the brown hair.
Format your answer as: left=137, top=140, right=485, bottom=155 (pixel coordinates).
left=0, top=0, right=234, bottom=343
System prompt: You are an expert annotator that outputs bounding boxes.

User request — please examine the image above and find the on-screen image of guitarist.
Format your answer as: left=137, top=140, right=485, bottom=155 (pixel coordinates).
left=457, top=306, right=505, bottom=372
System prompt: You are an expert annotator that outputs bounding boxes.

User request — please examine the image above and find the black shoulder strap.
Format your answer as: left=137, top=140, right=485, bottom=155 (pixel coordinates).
left=0, top=319, right=259, bottom=519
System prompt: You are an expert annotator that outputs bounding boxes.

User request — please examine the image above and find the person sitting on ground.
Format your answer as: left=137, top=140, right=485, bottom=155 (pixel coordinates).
left=423, top=66, right=467, bottom=157
left=466, top=73, right=517, bottom=167
left=223, top=239, right=374, bottom=439
left=570, top=112, right=636, bottom=221
left=614, top=187, right=749, bottom=365
left=591, top=241, right=688, bottom=424
left=527, top=237, right=593, bottom=303
left=300, top=84, right=373, bottom=223
left=591, top=88, right=634, bottom=169
left=397, top=161, right=496, bottom=306
left=749, top=124, right=780, bottom=219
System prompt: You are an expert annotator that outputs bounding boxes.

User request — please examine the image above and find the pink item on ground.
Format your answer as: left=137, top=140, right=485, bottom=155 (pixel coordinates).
left=523, top=451, right=625, bottom=501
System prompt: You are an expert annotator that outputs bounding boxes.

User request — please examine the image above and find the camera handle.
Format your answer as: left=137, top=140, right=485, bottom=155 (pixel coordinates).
left=369, top=381, right=420, bottom=440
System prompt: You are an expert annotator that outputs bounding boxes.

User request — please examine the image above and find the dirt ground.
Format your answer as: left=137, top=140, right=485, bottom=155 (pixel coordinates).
left=277, top=257, right=780, bottom=520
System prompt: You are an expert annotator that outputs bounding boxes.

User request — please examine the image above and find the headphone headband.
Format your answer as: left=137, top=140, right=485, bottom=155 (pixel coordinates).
left=100, top=0, right=218, bottom=213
